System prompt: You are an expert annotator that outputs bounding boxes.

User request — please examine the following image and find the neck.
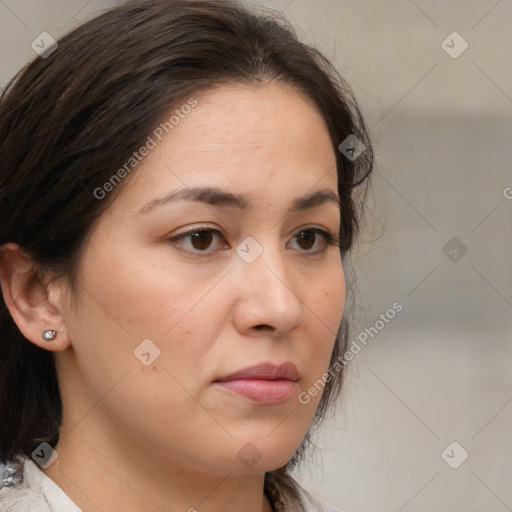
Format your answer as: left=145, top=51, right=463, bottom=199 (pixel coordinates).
left=42, top=418, right=274, bottom=512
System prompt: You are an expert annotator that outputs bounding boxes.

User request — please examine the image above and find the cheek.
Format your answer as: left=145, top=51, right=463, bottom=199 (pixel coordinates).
left=67, top=242, right=227, bottom=385
left=62, top=249, right=226, bottom=444
left=76, top=239, right=210, bottom=334
left=300, top=262, right=345, bottom=377
left=306, top=260, right=346, bottom=332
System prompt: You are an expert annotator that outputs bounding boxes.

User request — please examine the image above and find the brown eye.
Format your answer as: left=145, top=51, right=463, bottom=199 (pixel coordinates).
left=169, top=228, right=227, bottom=253
left=289, top=228, right=339, bottom=253
left=169, top=227, right=338, bottom=255
left=189, top=230, right=214, bottom=251
left=296, top=230, right=316, bottom=250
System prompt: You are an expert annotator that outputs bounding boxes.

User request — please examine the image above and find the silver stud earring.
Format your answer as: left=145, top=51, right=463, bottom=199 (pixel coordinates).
left=42, top=330, right=57, bottom=341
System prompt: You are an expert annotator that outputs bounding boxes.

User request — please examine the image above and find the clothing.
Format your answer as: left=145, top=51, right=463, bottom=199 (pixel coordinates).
left=0, top=457, right=341, bottom=512
left=0, top=456, right=79, bottom=512
left=0, top=456, right=343, bottom=512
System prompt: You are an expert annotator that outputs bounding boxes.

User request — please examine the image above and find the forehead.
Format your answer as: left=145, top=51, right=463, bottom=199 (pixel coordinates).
left=172, top=83, right=333, bottom=159
left=111, top=83, right=338, bottom=214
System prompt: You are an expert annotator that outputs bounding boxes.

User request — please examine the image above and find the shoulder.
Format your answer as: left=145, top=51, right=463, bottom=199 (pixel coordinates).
left=0, top=455, right=81, bottom=512
left=290, top=478, right=345, bottom=512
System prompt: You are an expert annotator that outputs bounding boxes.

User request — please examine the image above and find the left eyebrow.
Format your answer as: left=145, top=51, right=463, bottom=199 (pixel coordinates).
left=137, top=186, right=340, bottom=215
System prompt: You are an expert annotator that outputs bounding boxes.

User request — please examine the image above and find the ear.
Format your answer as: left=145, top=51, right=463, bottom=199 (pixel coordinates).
left=0, top=243, right=72, bottom=352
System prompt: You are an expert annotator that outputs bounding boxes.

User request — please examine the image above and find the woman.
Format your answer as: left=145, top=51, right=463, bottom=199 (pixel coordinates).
left=0, top=0, right=373, bottom=510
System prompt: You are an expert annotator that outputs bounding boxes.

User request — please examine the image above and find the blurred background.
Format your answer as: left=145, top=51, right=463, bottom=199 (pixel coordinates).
left=1, top=1, right=511, bottom=510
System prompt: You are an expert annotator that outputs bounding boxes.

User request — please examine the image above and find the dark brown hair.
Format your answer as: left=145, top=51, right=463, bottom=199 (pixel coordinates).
left=0, top=0, right=373, bottom=506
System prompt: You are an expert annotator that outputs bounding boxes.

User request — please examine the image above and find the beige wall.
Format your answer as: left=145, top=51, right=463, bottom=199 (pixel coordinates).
left=0, top=1, right=117, bottom=87
left=256, top=0, right=512, bottom=118
left=3, top=1, right=511, bottom=116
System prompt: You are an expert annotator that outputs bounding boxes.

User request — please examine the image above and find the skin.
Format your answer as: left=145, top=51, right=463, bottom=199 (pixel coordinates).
left=0, top=83, right=345, bottom=511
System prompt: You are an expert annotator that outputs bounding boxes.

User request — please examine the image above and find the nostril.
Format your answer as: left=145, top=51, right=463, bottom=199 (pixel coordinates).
left=254, top=324, right=271, bottom=330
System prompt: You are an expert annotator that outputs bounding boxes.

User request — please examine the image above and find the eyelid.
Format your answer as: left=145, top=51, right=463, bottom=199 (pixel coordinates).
left=168, top=226, right=226, bottom=254
left=167, top=225, right=340, bottom=255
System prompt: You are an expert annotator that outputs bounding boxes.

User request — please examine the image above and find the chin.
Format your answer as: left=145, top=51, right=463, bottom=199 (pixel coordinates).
left=228, top=432, right=304, bottom=474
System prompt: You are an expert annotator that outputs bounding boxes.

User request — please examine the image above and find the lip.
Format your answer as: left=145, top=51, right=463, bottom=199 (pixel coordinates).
left=213, top=362, right=299, bottom=404
left=215, top=362, right=300, bottom=382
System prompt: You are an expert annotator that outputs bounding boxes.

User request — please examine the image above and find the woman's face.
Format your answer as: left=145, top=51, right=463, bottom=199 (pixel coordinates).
left=55, top=83, right=345, bottom=474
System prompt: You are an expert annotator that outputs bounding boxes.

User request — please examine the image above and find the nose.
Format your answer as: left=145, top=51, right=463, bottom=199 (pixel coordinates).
left=231, top=239, right=306, bottom=337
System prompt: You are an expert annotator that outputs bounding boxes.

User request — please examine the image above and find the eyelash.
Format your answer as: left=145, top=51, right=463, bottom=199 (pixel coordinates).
left=167, top=226, right=341, bottom=255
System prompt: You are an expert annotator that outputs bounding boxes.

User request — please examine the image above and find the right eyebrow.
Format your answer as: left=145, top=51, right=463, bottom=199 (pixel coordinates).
left=138, top=186, right=340, bottom=215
